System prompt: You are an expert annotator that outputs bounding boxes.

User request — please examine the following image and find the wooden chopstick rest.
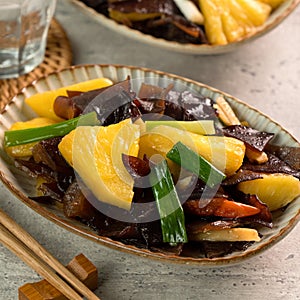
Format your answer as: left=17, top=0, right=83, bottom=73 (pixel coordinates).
left=19, top=253, right=98, bottom=300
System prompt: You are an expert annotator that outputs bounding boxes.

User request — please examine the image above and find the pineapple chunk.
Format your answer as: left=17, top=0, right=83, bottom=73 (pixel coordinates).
left=190, top=228, right=261, bottom=242
left=198, top=0, right=272, bottom=45
left=199, top=0, right=228, bottom=45
left=139, top=125, right=245, bottom=176
left=238, top=173, right=300, bottom=211
left=258, top=0, right=286, bottom=9
left=236, top=0, right=272, bottom=26
left=25, top=78, right=113, bottom=122
left=58, top=120, right=140, bottom=210
left=227, top=0, right=256, bottom=34
left=5, top=117, right=57, bottom=158
left=220, top=8, right=245, bottom=42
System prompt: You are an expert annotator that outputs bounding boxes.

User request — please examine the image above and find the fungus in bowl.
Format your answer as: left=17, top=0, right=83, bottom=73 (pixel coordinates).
left=74, top=0, right=299, bottom=53
left=0, top=65, right=299, bottom=265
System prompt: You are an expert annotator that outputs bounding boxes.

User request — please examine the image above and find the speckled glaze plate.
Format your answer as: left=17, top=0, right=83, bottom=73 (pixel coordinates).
left=70, top=0, right=299, bottom=55
left=0, top=64, right=299, bottom=266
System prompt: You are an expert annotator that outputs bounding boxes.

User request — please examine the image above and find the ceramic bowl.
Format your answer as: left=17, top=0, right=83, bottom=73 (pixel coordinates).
left=70, top=0, right=299, bottom=55
left=0, top=64, right=299, bottom=266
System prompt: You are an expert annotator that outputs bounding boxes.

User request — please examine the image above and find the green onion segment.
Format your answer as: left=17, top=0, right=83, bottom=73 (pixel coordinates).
left=167, top=141, right=226, bottom=188
left=4, top=112, right=99, bottom=147
left=150, top=159, right=188, bottom=245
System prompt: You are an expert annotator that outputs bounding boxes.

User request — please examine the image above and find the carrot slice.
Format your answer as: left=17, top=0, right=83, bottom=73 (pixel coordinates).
left=184, top=197, right=260, bottom=218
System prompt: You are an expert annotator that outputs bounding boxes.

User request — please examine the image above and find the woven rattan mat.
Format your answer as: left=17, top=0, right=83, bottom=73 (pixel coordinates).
left=0, top=18, right=72, bottom=109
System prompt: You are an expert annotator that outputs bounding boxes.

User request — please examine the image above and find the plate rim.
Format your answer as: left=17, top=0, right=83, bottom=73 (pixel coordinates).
left=0, top=63, right=299, bottom=266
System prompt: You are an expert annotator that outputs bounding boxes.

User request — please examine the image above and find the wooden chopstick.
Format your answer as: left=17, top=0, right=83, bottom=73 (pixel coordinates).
left=0, top=223, right=84, bottom=300
left=0, top=208, right=101, bottom=300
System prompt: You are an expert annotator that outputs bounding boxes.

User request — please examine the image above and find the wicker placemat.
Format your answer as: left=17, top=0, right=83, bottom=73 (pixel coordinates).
left=0, top=18, right=72, bottom=109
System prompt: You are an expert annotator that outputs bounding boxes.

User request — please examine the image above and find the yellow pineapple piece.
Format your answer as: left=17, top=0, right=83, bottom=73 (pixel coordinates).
left=258, top=0, right=286, bottom=9
left=198, top=0, right=272, bottom=45
left=238, top=173, right=300, bottom=211
left=5, top=117, right=57, bottom=158
left=220, top=7, right=245, bottom=42
left=236, top=0, right=272, bottom=26
left=227, top=0, right=256, bottom=34
left=138, top=125, right=245, bottom=176
left=59, top=119, right=140, bottom=210
left=190, top=228, right=261, bottom=242
left=199, top=0, right=228, bottom=45
left=25, top=78, right=113, bottom=122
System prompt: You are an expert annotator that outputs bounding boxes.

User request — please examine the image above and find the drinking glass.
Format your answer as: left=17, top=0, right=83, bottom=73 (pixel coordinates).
left=0, top=0, right=57, bottom=79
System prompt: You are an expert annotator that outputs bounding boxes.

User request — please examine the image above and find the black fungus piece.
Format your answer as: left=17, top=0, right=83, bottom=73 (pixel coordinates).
left=32, top=137, right=73, bottom=174
left=54, top=78, right=134, bottom=121
left=164, top=101, right=184, bottom=120
left=166, top=89, right=181, bottom=104
left=29, top=196, right=58, bottom=205
left=84, top=87, right=138, bottom=125
left=238, top=193, right=273, bottom=228
left=180, top=91, right=217, bottom=120
left=223, top=152, right=300, bottom=185
left=38, top=181, right=66, bottom=202
left=138, top=83, right=166, bottom=99
left=81, top=0, right=107, bottom=10
left=54, top=88, right=107, bottom=119
left=223, top=125, right=274, bottom=152
left=186, top=220, right=241, bottom=235
left=222, top=169, right=264, bottom=186
left=92, top=215, right=140, bottom=240
left=102, top=99, right=142, bottom=126
left=135, top=18, right=206, bottom=44
left=108, top=0, right=174, bottom=16
left=265, top=144, right=300, bottom=171
left=63, top=180, right=97, bottom=219
left=164, top=90, right=184, bottom=120
left=180, top=241, right=254, bottom=259
left=177, top=177, right=226, bottom=203
left=15, top=158, right=57, bottom=180
left=150, top=243, right=183, bottom=256
left=243, top=153, right=300, bottom=179
left=82, top=0, right=207, bottom=44
left=122, top=154, right=150, bottom=187
left=169, top=14, right=205, bottom=39
left=135, top=98, right=165, bottom=116
left=138, top=220, right=163, bottom=247
left=202, top=241, right=254, bottom=259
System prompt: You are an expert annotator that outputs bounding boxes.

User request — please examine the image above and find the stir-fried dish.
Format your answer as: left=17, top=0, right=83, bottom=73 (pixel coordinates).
left=79, top=0, right=286, bottom=45
left=4, top=77, right=300, bottom=258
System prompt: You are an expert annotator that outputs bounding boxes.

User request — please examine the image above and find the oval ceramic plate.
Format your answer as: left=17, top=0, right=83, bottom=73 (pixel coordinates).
left=0, top=64, right=299, bottom=266
left=70, top=0, right=299, bottom=55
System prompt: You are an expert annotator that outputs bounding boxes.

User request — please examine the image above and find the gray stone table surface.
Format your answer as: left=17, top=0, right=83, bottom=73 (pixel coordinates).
left=0, top=0, right=299, bottom=299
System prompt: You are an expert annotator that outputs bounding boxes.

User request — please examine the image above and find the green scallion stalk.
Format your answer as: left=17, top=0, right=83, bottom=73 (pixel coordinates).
left=166, top=141, right=226, bottom=188
left=150, top=159, right=188, bottom=245
left=4, top=112, right=99, bottom=147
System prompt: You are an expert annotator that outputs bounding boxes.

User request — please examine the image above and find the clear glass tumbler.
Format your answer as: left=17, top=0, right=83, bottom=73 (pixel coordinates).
left=0, top=0, right=57, bottom=79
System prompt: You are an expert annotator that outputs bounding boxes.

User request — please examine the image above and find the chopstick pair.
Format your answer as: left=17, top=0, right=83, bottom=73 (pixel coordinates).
left=0, top=208, right=101, bottom=300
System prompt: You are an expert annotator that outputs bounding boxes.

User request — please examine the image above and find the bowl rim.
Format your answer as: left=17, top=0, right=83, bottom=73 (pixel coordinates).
left=69, top=0, right=300, bottom=54
left=0, top=63, right=299, bottom=266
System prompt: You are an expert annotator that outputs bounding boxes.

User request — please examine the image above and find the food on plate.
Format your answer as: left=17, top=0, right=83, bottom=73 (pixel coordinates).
left=238, top=173, right=300, bottom=211
left=59, top=119, right=140, bottom=210
left=25, top=78, right=113, bottom=121
left=79, top=0, right=286, bottom=45
left=139, top=126, right=246, bottom=176
left=4, top=77, right=300, bottom=258
left=5, top=117, right=57, bottom=158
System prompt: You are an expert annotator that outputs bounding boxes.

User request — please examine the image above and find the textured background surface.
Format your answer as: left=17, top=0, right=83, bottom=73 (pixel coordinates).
left=0, top=1, right=299, bottom=299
